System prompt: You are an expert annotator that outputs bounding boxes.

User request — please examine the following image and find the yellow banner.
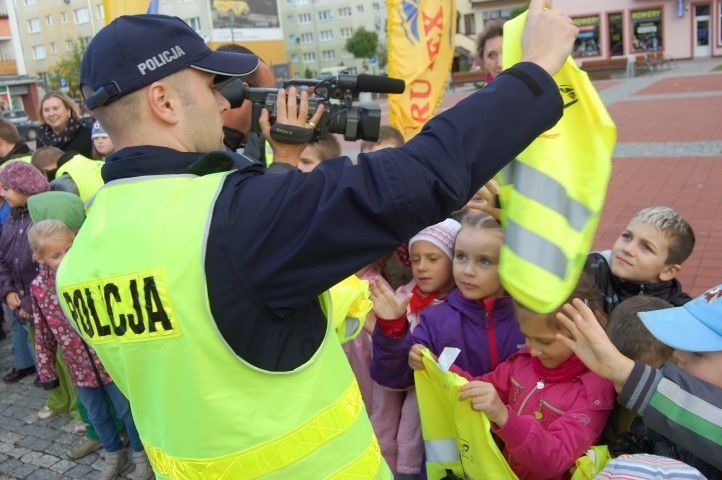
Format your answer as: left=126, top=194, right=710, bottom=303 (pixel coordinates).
left=103, top=0, right=152, bottom=24
left=387, top=0, right=457, bottom=141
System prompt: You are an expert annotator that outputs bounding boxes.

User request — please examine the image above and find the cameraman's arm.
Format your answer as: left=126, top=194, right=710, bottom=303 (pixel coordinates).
left=259, top=87, right=325, bottom=168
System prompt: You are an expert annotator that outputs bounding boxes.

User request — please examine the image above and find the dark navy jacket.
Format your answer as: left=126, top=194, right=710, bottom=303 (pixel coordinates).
left=101, top=62, right=562, bottom=373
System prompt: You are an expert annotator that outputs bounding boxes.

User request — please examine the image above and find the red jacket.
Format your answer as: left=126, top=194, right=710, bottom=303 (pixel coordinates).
left=454, top=350, right=614, bottom=480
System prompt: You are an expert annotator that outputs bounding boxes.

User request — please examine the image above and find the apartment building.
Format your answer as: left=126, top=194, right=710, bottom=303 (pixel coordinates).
left=280, top=0, right=388, bottom=78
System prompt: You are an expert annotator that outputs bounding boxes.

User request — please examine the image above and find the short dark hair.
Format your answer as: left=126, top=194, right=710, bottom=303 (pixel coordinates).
left=475, top=21, right=504, bottom=61
left=0, top=119, right=20, bottom=144
left=607, top=296, right=674, bottom=367
left=217, top=43, right=265, bottom=87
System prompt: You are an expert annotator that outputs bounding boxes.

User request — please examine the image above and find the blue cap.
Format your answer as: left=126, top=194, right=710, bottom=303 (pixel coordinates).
left=91, top=120, right=107, bottom=139
left=639, top=284, right=722, bottom=352
left=81, top=14, right=259, bottom=110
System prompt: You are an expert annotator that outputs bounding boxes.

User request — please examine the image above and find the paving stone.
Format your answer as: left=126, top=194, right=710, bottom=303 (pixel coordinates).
left=63, top=464, right=94, bottom=479
left=48, top=459, right=76, bottom=474
left=0, top=458, right=22, bottom=474
left=26, top=470, right=63, bottom=480
left=21, top=451, right=60, bottom=468
left=7, top=462, right=39, bottom=478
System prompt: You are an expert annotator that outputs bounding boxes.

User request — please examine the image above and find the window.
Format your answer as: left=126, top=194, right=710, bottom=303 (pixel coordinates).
left=303, top=52, right=316, bottom=63
left=80, top=36, right=92, bottom=48
left=97, top=4, right=105, bottom=19
left=301, top=32, right=314, bottom=43
left=297, top=0, right=309, bottom=4
left=320, top=30, right=333, bottom=41
left=32, top=45, right=46, bottom=60
left=299, top=13, right=312, bottom=24
left=28, top=18, right=41, bottom=33
left=75, top=8, right=90, bottom=24
left=50, top=42, right=57, bottom=54
left=290, top=34, right=298, bottom=43
left=357, top=5, right=364, bottom=13
left=318, top=10, right=332, bottom=21
left=339, top=7, right=352, bottom=18
left=24, top=0, right=36, bottom=5
left=608, top=12, right=624, bottom=56
left=373, top=2, right=380, bottom=11
left=287, top=14, right=294, bottom=23
left=45, top=15, right=53, bottom=27
left=66, top=40, right=74, bottom=51
left=463, top=14, right=475, bottom=35
left=631, top=8, right=663, bottom=52
left=185, top=17, right=201, bottom=31
left=61, top=12, right=69, bottom=24
left=340, top=27, right=353, bottom=38
left=322, top=50, right=335, bottom=60
left=572, top=15, right=600, bottom=57
left=292, top=53, right=299, bottom=62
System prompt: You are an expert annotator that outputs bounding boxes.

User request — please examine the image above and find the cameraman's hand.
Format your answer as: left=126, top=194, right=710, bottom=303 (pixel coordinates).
left=260, top=86, right=325, bottom=167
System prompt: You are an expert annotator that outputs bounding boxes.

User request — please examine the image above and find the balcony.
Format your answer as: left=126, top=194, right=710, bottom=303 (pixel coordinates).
left=0, top=60, right=18, bottom=76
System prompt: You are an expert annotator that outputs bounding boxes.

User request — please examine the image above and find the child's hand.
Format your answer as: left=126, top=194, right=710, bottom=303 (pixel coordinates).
left=458, top=381, right=509, bottom=427
left=555, top=298, right=635, bottom=390
left=466, top=179, right=501, bottom=221
left=5, top=292, right=20, bottom=309
left=408, top=344, right=427, bottom=371
left=369, top=277, right=411, bottom=320
left=18, top=308, right=31, bottom=320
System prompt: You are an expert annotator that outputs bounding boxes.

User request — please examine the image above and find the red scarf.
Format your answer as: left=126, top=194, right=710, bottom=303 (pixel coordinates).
left=409, top=285, right=448, bottom=314
left=531, top=353, right=588, bottom=383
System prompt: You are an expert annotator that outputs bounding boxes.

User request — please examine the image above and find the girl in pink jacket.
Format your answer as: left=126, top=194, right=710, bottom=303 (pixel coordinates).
left=455, top=275, right=615, bottom=480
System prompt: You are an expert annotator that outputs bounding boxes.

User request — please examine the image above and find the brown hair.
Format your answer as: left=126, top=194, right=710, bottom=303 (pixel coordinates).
left=31, top=146, right=65, bottom=172
left=475, top=21, right=504, bottom=62
left=0, top=118, right=20, bottom=144
left=38, top=91, right=79, bottom=125
left=606, top=296, right=674, bottom=367
left=306, top=134, right=342, bottom=162
left=515, top=273, right=607, bottom=333
left=360, top=125, right=405, bottom=153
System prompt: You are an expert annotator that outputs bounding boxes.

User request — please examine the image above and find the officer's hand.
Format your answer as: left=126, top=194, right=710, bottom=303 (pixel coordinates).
left=259, top=87, right=325, bottom=168
left=369, top=277, right=410, bottom=321
left=458, top=381, right=509, bottom=427
left=521, top=0, right=578, bottom=76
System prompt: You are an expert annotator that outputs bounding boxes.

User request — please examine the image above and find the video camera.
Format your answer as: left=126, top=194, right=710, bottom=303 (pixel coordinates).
left=221, top=73, right=405, bottom=143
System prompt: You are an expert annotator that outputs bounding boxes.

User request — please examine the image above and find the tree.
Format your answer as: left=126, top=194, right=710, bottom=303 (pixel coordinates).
left=48, top=40, right=85, bottom=99
left=510, top=4, right=529, bottom=19
left=376, top=42, right=388, bottom=71
left=345, top=27, right=379, bottom=63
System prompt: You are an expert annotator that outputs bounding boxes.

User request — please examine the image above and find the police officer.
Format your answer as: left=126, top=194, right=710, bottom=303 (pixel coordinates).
left=57, top=2, right=577, bottom=478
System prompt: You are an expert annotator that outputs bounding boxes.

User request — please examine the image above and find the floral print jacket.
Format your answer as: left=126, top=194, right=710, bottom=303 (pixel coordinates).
left=32, top=265, right=112, bottom=389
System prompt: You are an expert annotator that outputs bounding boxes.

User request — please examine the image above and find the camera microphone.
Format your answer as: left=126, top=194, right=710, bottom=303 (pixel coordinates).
left=355, top=75, right=406, bottom=95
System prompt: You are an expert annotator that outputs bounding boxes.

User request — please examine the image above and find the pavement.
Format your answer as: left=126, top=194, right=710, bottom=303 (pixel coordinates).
left=1, top=58, right=721, bottom=479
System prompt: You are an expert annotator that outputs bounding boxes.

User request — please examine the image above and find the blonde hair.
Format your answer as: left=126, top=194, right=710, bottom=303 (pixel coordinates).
left=38, top=91, right=79, bottom=123
left=633, top=206, right=695, bottom=264
left=28, top=220, right=74, bottom=255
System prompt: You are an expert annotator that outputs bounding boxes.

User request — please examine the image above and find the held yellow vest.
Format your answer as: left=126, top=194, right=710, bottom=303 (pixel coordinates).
left=415, top=349, right=517, bottom=480
left=327, top=275, right=372, bottom=344
left=56, top=171, right=391, bottom=480
left=496, top=12, right=616, bottom=312
left=55, top=154, right=104, bottom=203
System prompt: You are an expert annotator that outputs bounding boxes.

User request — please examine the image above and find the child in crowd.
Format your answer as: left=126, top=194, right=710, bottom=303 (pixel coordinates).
left=601, top=296, right=674, bottom=445
left=297, top=135, right=342, bottom=172
left=369, top=218, right=460, bottom=479
left=359, top=125, right=405, bottom=155
left=451, top=274, right=615, bottom=480
left=0, top=161, right=49, bottom=383
left=91, top=121, right=115, bottom=160
left=585, top=206, right=695, bottom=314
left=556, top=284, right=722, bottom=477
left=29, top=219, right=152, bottom=480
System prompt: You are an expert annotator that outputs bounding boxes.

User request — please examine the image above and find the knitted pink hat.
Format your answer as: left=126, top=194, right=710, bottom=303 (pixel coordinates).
left=408, top=218, right=461, bottom=260
left=0, top=161, right=50, bottom=196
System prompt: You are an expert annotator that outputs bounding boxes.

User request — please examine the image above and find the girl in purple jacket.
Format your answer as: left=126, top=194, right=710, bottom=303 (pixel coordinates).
left=371, top=213, right=526, bottom=477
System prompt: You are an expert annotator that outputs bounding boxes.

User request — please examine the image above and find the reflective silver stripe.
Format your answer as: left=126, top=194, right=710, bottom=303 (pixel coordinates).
left=506, top=219, right=568, bottom=279
left=344, top=317, right=360, bottom=339
left=513, top=161, right=593, bottom=232
left=424, top=439, right=460, bottom=463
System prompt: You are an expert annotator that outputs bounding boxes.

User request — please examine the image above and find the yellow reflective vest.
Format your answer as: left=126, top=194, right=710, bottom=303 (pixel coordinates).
left=55, top=154, right=104, bottom=204
left=415, top=349, right=517, bottom=480
left=496, top=12, right=616, bottom=312
left=327, top=274, right=372, bottom=344
left=57, top=171, right=391, bottom=480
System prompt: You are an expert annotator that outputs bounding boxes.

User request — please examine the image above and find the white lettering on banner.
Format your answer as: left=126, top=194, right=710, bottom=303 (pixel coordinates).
left=137, top=46, right=186, bottom=75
